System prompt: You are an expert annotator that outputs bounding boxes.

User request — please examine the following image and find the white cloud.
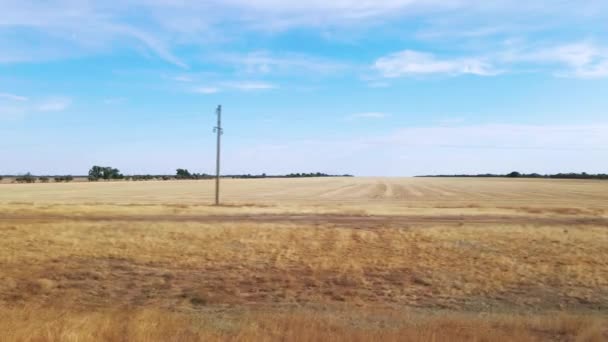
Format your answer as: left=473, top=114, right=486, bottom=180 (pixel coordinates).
left=191, top=82, right=277, bottom=94
left=2, top=1, right=606, bottom=64
left=37, top=98, right=72, bottom=112
left=0, top=95, right=71, bottom=119
left=216, top=51, right=349, bottom=75
left=374, top=50, right=498, bottom=78
left=0, top=92, right=28, bottom=101
left=374, top=41, right=608, bottom=79
left=1, top=1, right=608, bottom=82
left=216, top=0, right=554, bottom=30
left=223, top=81, right=278, bottom=91
left=349, top=112, right=389, bottom=119
left=108, top=24, right=188, bottom=68
left=0, top=2, right=187, bottom=68
left=173, top=75, right=193, bottom=82
left=501, top=41, right=608, bottom=79
left=193, top=87, right=220, bottom=94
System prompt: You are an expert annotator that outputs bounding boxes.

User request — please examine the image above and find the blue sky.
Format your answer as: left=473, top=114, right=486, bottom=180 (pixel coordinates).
left=1, top=0, right=607, bottom=176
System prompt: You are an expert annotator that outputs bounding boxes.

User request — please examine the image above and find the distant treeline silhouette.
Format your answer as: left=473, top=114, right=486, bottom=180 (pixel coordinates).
left=418, top=172, right=608, bottom=180
left=1, top=167, right=352, bottom=183
left=229, top=172, right=353, bottom=179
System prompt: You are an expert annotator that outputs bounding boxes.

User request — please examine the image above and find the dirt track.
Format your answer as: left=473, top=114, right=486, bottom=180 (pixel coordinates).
left=2, top=212, right=607, bottom=228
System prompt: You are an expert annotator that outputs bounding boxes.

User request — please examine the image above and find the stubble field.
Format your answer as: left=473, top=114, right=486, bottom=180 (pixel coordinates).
left=1, top=177, right=607, bottom=341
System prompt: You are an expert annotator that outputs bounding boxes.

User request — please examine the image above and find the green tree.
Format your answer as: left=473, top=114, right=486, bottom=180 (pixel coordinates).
left=88, top=166, right=123, bottom=181
left=16, top=173, right=36, bottom=183
left=176, top=169, right=192, bottom=179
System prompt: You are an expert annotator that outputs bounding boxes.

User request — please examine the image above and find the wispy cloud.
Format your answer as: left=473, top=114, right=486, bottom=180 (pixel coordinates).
left=223, top=81, right=278, bottom=91
left=37, top=97, right=72, bottom=112
left=0, top=95, right=72, bottom=119
left=215, top=51, right=350, bottom=75
left=0, top=2, right=188, bottom=68
left=348, top=112, right=389, bottom=120
left=374, top=50, right=498, bottom=78
left=2, top=1, right=608, bottom=80
left=103, top=97, right=126, bottom=105
left=108, top=24, right=188, bottom=68
left=374, top=41, right=608, bottom=79
left=191, top=81, right=277, bottom=95
left=500, top=41, right=608, bottom=79
left=173, top=75, right=194, bottom=82
left=0, top=92, right=28, bottom=101
left=193, top=87, right=220, bottom=94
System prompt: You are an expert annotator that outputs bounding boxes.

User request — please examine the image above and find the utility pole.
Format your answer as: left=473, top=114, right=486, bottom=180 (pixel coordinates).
left=213, top=105, right=223, bottom=205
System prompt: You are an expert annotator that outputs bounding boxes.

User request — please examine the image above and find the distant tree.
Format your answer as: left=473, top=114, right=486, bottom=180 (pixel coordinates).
left=38, top=177, right=50, bottom=183
left=506, top=171, right=521, bottom=178
left=88, top=166, right=103, bottom=181
left=88, top=166, right=123, bottom=181
left=54, top=175, right=74, bottom=183
left=176, top=169, right=192, bottom=179
left=0, top=176, right=3, bottom=181
left=16, top=173, right=36, bottom=183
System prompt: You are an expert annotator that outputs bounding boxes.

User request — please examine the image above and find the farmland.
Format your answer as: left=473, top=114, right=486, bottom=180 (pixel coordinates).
left=1, top=177, right=608, bottom=341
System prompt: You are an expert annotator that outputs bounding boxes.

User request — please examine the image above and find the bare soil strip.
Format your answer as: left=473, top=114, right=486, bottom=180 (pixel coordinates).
left=2, top=212, right=607, bottom=227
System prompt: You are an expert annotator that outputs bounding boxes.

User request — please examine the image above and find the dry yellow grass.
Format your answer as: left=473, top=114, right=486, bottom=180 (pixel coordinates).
left=1, top=178, right=607, bottom=341
left=2, top=307, right=606, bottom=342
left=1, top=177, right=607, bottom=213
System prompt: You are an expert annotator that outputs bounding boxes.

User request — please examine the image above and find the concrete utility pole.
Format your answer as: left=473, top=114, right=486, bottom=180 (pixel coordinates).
left=213, top=105, right=223, bottom=205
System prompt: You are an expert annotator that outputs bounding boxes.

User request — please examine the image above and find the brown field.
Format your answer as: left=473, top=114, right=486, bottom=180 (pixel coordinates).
left=1, top=177, right=608, bottom=341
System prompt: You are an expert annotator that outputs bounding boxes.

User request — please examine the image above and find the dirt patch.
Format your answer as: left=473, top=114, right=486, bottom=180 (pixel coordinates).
left=4, top=256, right=608, bottom=313
left=1, top=212, right=607, bottom=228
left=501, top=206, right=606, bottom=216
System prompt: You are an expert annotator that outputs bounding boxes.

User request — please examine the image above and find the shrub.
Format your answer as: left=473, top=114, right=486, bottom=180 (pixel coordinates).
left=131, top=175, right=155, bottom=181
left=507, top=171, right=521, bottom=178
left=16, top=173, right=36, bottom=184
left=54, top=176, right=74, bottom=183
left=38, top=177, right=50, bottom=183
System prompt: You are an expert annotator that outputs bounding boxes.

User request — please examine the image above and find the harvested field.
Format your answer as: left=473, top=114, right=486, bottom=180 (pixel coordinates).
left=1, top=177, right=607, bottom=341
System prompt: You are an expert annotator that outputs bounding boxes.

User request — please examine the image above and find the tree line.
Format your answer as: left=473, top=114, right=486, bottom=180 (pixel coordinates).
left=418, top=172, right=608, bottom=180
left=1, top=167, right=352, bottom=183
left=1, top=173, right=75, bottom=184
left=87, top=167, right=352, bottom=180
left=229, top=172, right=353, bottom=179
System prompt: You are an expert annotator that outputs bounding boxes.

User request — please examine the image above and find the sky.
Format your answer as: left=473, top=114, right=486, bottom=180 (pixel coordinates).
left=1, top=0, right=607, bottom=176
